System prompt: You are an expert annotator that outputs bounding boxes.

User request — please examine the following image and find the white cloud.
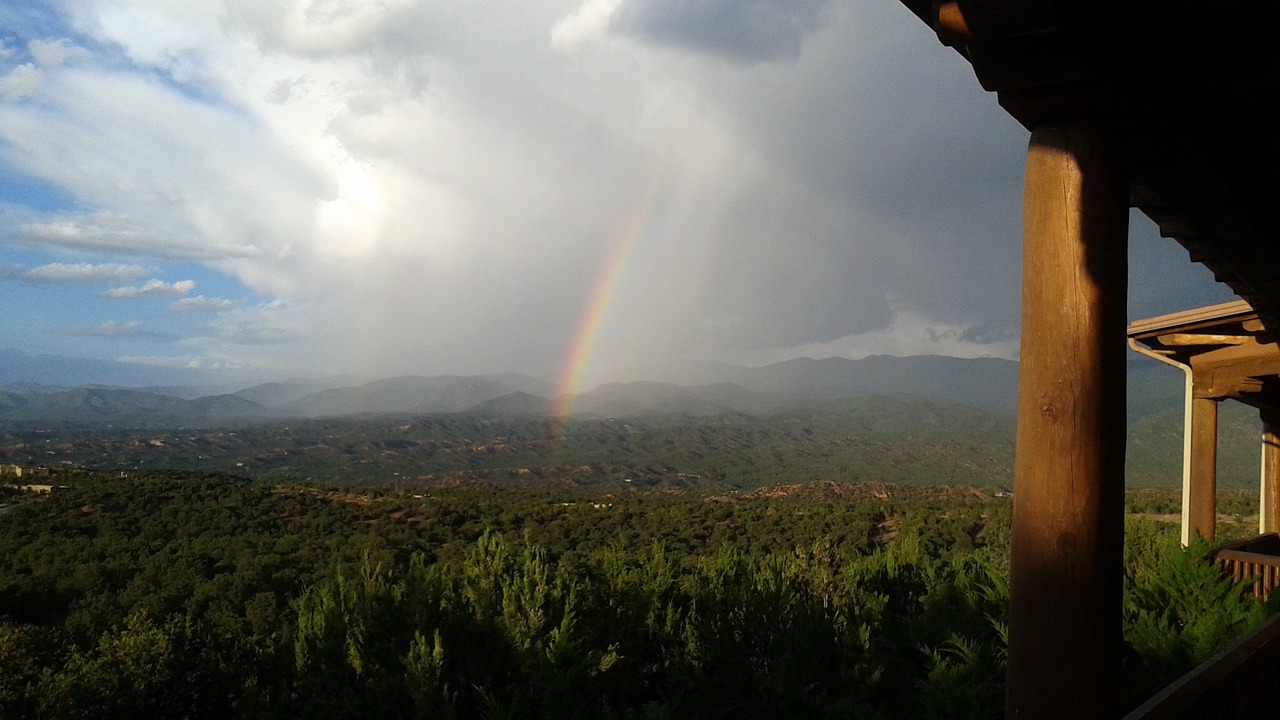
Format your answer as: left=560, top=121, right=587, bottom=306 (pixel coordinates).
left=738, top=310, right=1022, bottom=368
left=15, top=213, right=262, bottom=261
left=0, top=63, right=42, bottom=101
left=117, top=354, right=249, bottom=370
left=171, top=295, right=238, bottom=312
left=213, top=320, right=297, bottom=345
left=1, top=67, right=315, bottom=274
left=68, top=320, right=174, bottom=340
left=23, top=262, right=149, bottom=284
left=1, top=0, right=1025, bottom=379
left=551, top=0, right=622, bottom=50
left=102, top=278, right=196, bottom=299
left=28, top=39, right=88, bottom=68
left=0, top=0, right=1232, bottom=383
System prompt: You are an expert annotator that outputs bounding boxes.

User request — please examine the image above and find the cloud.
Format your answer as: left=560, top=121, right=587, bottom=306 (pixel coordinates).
left=610, top=0, right=829, bottom=62
left=213, top=321, right=297, bottom=346
left=117, top=354, right=249, bottom=370
left=28, top=39, right=88, bottom=68
left=736, top=310, right=1022, bottom=368
left=0, top=38, right=80, bottom=103
left=170, top=295, right=238, bottom=312
left=551, top=0, right=622, bottom=50
left=20, top=262, right=149, bottom=284
left=0, top=63, right=42, bottom=101
left=223, top=0, right=419, bottom=57
left=68, top=320, right=175, bottom=340
left=0, top=0, right=1008, bottom=379
left=102, top=278, right=196, bottom=299
left=0, top=1, right=1235, bottom=385
left=15, top=213, right=262, bottom=261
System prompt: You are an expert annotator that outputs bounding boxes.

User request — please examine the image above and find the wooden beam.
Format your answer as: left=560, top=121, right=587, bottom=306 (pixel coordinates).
left=1189, top=341, right=1280, bottom=373
left=1006, top=121, right=1127, bottom=720
left=1155, top=333, right=1251, bottom=346
left=1186, top=397, right=1219, bottom=544
left=1127, top=299, right=1256, bottom=339
left=1194, top=372, right=1265, bottom=401
left=935, top=2, right=972, bottom=44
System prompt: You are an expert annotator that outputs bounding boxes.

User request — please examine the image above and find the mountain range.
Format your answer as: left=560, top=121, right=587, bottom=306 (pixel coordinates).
left=2, top=349, right=1270, bottom=489
left=0, top=354, right=1020, bottom=423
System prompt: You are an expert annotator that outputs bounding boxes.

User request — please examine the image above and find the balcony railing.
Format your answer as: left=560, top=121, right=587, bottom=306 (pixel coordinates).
left=1122, top=533, right=1280, bottom=719
left=1213, top=533, right=1280, bottom=599
left=1122, top=610, right=1280, bottom=720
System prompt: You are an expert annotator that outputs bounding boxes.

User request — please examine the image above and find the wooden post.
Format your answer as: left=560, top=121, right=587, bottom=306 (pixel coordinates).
left=1185, top=396, right=1218, bottom=543
left=1006, top=122, right=1127, bottom=720
left=1260, top=413, right=1280, bottom=535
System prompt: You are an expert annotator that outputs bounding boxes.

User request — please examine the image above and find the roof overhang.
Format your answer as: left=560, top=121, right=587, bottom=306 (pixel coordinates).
left=1129, top=300, right=1280, bottom=410
left=899, top=0, right=1280, bottom=326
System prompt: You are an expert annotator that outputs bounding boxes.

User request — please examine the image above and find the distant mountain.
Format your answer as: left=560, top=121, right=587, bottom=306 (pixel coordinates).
left=188, top=394, right=269, bottom=418
left=141, top=383, right=257, bottom=400
left=468, top=391, right=555, bottom=417
left=1126, top=396, right=1260, bottom=488
left=0, top=355, right=1267, bottom=489
left=0, top=387, right=266, bottom=423
left=0, top=355, right=1023, bottom=423
left=1126, top=360, right=1184, bottom=423
left=709, top=355, right=1020, bottom=414
left=232, top=376, right=368, bottom=407
left=0, top=355, right=1206, bottom=437
left=278, top=374, right=554, bottom=417
left=574, top=381, right=774, bottom=417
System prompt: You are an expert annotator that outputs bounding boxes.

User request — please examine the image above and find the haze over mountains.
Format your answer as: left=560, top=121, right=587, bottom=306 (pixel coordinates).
left=2, top=347, right=1268, bottom=489
left=0, top=347, right=1202, bottom=429
left=0, top=351, right=1020, bottom=423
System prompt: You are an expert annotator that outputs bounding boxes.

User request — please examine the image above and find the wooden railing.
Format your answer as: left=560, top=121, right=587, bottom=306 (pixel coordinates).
left=1122, top=533, right=1280, bottom=719
left=1122, top=610, right=1280, bottom=720
left=1213, top=533, right=1280, bottom=599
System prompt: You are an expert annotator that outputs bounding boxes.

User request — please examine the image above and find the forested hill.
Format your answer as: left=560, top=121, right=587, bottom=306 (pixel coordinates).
left=0, top=389, right=1259, bottom=490
left=0, top=395, right=1014, bottom=491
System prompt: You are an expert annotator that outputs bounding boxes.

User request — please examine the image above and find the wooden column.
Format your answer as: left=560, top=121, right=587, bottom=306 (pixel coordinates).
left=1260, top=413, right=1280, bottom=535
left=1006, top=122, right=1128, bottom=720
left=1185, top=396, right=1218, bottom=543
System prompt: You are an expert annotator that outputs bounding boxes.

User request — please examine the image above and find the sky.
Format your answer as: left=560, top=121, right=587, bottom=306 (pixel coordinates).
left=0, top=0, right=1235, bottom=390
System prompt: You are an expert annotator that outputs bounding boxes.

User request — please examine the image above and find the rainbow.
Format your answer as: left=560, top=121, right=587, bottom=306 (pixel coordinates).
left=551, top=144, right=678, bottom=420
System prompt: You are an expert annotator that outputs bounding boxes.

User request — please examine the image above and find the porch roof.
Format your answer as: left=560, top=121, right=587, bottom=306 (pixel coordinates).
left=897, top=0, right=1280, bottom=324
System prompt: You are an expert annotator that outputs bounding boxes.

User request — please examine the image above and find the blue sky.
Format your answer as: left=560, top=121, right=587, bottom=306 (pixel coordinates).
left=0, top=0, right=1233, bottom=387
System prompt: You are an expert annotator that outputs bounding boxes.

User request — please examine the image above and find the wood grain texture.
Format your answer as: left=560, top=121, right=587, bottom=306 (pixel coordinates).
left=1006, top=122, right=1127, bottom=720
left=1187, top=397, right=1219, bottom=542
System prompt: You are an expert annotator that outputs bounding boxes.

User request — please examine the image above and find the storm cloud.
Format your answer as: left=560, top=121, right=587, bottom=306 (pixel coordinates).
left=0, top=0, right=1233, bottom=385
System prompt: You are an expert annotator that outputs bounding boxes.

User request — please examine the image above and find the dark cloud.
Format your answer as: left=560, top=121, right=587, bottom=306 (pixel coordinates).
left=611, top=0, right=828, bottom=63
left=695, top=194, right=896, bottom=348
left=1128, top=215, right=1236, bottom=321
left=657, top=4, right=1029, bottom=349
